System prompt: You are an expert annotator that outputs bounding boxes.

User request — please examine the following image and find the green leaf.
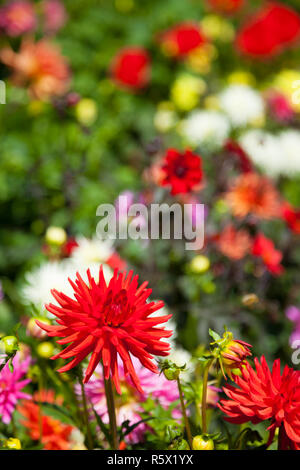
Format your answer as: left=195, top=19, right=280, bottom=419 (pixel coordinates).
left=39, top=402, right=76, bottom=426
left=209, top=329, right=221, bottom=342
left=92, top=406, right=111, bottom=446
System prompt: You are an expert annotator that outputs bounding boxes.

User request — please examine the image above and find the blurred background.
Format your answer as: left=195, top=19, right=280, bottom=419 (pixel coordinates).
left=1, top=0, right=300, bottom=367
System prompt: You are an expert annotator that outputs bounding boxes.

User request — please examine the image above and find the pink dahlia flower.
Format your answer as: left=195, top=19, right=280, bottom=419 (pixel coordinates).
left=76, top=358, right=180, bottom=443
left=42, top=0, right=67, bottom=33
left=0, top=1, right=36, bottom=36
left=0, top=352, right=31, bottom=424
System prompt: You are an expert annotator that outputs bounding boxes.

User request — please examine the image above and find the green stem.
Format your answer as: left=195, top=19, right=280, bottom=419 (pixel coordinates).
left=79, top=374, right=93, bottom=450
left=201, top=359, right=214, bottom=434
left=104, top=376, right=119, bottom=450
left=177, top=376, right=193, bottom=450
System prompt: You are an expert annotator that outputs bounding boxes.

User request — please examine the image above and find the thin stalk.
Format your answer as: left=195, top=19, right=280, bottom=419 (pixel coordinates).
left=79, top=374, right=93, bottom=450
left=201, top=359, right=214, bottom=434
left=104, top=376, right=119, bottom=450
left=177, top=376, right=193, bottom=450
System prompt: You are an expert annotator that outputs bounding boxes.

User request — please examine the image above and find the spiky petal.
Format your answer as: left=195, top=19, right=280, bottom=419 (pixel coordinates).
left=36, top=267, right=172, bottom=394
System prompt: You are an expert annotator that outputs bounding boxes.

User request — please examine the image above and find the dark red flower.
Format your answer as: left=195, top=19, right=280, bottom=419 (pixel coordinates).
left=252, top=233, right=283, bottom=275
left=161, top=149, right=203, bottom=196
left=110, top=47, right=151, bottom=90
left=36, top=267, right=172, bottom=394
left=282, top=202, right=300, bottom=235
left=159, top=22, right=206, bottom=58
left=236, top=3, right=300, bottom=58
left=219, top=356, right=300, bottom=450
left=207, top=0, right=244, bottom=15
left=224, top=140, right=253, bottom=173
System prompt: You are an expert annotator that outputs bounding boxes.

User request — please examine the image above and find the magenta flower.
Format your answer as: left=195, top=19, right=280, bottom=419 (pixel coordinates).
left=76, top=358, right=180, bottom=443
left=286, top=306, right=300, bottom=345
left=0, top=1, right=36, bottom=36
left=0, top=353, right=31, bottom=424
left=42, top=0, right=67, bottom=33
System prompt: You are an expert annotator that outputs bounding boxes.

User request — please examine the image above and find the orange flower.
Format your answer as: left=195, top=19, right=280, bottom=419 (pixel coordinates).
left=225, top=173, right=281, bottom=219
left=1, top=39, right=70, bottom=99
left=17, top=390, right=74, bottom=450
left=216, top=224, right=252, bottom=260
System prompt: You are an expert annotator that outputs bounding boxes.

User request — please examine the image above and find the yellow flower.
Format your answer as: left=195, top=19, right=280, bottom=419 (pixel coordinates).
left=190, top=255, right=210, bottom=274
left=4, top=438, right=21, bottom=450
left=227, top=70, right=256, bottom=87
left=273, top=69, right=300, bottom=113
left=201, top=15, right=234, bottom=42
left=187, top=44, right=217, bottom=74
left=171, top=74, right=206, bottom=111
left=75, top=98, right=98, bottom=126
left=45, top=226, right=67, bottom=246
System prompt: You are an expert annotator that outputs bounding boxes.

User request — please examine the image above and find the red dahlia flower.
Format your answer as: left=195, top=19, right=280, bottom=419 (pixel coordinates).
left=252, top=233, right=283, bottom=276
left=236, top=3, right=300, bottom=58
left=159, top=22, right=206, bottom=58
left=161, top=149, right=203, bottom=196
left=110, top=47, right=151, bottom=90
left=36, top=267, right=172, bottom=394
left=219, top=356, right=300, bottom=450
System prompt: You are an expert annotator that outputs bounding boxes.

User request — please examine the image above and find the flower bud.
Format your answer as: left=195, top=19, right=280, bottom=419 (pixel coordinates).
left=4, top=438, right=21, bottom=450
left=221, top=336, right=251, bottom=379
left=163, top=367, right=180, bottom=381
left=36, top=341, right=54, bottom=358
left=0, top=336, right=19, bottom=355
left=192, top=435, right=214, bottom=450
left=45, top=226, right=67, bottom=246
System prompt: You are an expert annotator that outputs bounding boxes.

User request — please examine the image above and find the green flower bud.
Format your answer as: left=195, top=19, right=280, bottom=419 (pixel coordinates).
left=192, top=435, right=214, bottom=450
left=163, top=367, right=180, bottom=381
left=0, top=336, right=19, bottom=355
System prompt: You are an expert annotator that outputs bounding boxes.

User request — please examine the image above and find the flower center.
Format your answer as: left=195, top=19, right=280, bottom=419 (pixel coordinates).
left=174, top=165, right=187, bottom=178
left=102, top=289, right=131, bottom=327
